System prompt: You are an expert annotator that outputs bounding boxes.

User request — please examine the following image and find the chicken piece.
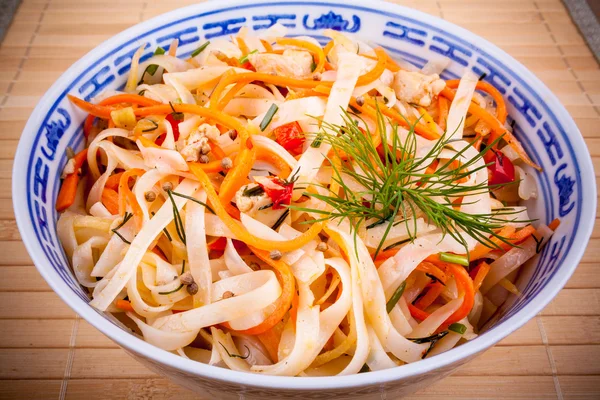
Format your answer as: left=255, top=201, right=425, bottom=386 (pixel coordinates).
left=176, top=123, right=220, bottom=162
left=234, top=183, right=272, bottom=215
left=248, top=49, right=313, bottom=79
left=392, top=70, right=446, bottom=107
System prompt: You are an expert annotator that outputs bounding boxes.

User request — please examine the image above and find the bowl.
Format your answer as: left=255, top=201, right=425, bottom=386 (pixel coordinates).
left=12, top=0, right=596, bottom=398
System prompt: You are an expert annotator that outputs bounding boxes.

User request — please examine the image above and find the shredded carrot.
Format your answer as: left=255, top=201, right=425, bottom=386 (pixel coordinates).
left=232, top=246, right=295, bottom=335
left=548, top=218, right=560, bottom=231
left=256, top=146, right=292, bottom=178
left=81, top=94, right=160, bottom=137
left=257, top=321, right=284, bottom=362
left=210, top=69, right=238, bottom=110
left=188, top=163, right=323, bottom=252
left=469, top=225, right=516, bottom=261
left=437, top=96, right=449, bottom=131
left=216, top=81, right=247, bottom=111
left=408, top=303, right=430, bottom=321
left=210, top=143, right=226, bottom=160
left=323, top=40, right=334, bottom=56
left=415, top=282, right=445, bottom=310
left=105, top=171, right=124, bottom=190
left=260, top=39, right=273, bottom=53
left=118, top=168, right=145, bottom=229
left=439, top=87, right=541, bottom=171
left=472, top=261, right=491, bottom=292
left=56, top=149, right=88, bottom=212
left=101, top=188, right=119, bottom=215
left=442, top=263, right=475, bottom=325
left=276, top=37, right=325, bottom=73
left=416, top=261, right=448, bottom=283
left=115, top=299, right=134, bottom=312
left=236, top=37, right=250, bottom=56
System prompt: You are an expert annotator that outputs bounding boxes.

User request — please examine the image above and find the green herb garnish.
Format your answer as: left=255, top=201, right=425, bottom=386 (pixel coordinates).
left=168, top=101, right=184, bottom=121
left=111, top=212, right=133, bottom=244
left=386, top=280, right=407, bottom=313
left=260, top=104, right=279, bottom=131
left=425, top=273, right=446, bottom=286
left=171, top=191, right=215, bottom=214
left=271, top=209, right=290, bottom=231
left=448, top=323, right=467, bottom=335
left=382, top=238, right=411, bottom=252
left=243, top=185, right=265, bottom=197
left=288, top=108, right=524, bottom=258
left=220, top=343, right=250, bottom=359
left=439, top=252, right=469, bottom=267
left=239, top=49, right=258, bottom=65
left=158, top=284, right=184, bottom=295
left=311, top=133, right=324, bottom=148
left=407, top=331, right=448, bottom=344
left=191, top=41, right=210, bottom=58
left=141, top=119, right=159, bottom=132
left=166, top=190, right=186, bottom=245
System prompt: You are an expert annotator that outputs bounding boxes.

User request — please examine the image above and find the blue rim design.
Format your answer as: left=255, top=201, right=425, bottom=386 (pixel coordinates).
left=15, top=0, right=594, bottom=390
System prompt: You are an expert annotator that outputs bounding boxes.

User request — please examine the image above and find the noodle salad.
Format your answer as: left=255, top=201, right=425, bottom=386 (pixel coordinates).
left=58, top=24, right=558, bottom=376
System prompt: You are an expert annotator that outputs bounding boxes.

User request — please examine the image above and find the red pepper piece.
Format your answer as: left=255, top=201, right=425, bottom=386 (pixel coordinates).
left=488, top=151, right=515, bottom=186
left=259, top=178, right=294, bottom=209
left=273, top=122, right=304, bottom=155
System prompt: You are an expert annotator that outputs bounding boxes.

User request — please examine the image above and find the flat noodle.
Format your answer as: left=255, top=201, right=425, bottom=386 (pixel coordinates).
left=58, top=27, right=554, bottom=376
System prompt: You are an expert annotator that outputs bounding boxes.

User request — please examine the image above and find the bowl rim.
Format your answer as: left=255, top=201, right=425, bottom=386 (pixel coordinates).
left=13, top=0, right=597, bottom=391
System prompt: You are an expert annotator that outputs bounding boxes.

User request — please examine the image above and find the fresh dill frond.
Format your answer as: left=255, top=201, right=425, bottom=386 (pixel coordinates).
left=289, top=108, right=527, bottom=258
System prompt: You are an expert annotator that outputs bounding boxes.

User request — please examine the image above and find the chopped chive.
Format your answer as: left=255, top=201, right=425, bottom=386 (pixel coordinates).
left=166, top=190, right=186, bottom=245
left=171, top=191, right=215, bottom=214
left=138, top=89, right=146, bottom=96
left=439, top=252, right=469, bottom=267
left=181, top=259, right=186, bottom=275
left=448, top=323, right=467, bottom=335
left=141, top=119, right=159, bottom=132
left=310, top=55, right=317, bottom=72
left=258, top=203, right=274, bottom=210
left=386, top=280, right=406, bottom=313
left=111, top=212, right=133, bottom=245
left=311, top=133, right=324, bottom=148
left=407, top=331, right=449, bottom=344
left=242, top=185, right=265, bottom=197
left=259, top=104, right=278, bottom=131
left=191, top=41, right=210, bottom=58
left=220, top=343, right=250, bottom=359
left=239, top=49, right=258, bottom=65
left=147, top=46, right=166, bottom=75
left=158, top=283, right=184, bottom=295
left=382, top=238, right=410, bottom=252
left=271, top=209, right=290, bottom=231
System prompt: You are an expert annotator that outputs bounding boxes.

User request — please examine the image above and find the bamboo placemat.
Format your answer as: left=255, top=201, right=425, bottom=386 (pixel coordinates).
left=0, top=0, right=598, bottom=398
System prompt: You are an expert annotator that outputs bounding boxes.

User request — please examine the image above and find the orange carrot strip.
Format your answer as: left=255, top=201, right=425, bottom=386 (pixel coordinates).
left=105, top=172, right=124, bottom=191
left=216, top=80, right=247, bottom=111
left=472, top=261, right=491, bottom=292
left=81, top=94, right=160, bottom=137
left=323, top=40, right=334, bottom=56
left=256, top=146, right=292, bottom=178
left=438, top=96, right=449, bottom=131
left=236, top=37, right=250, bottom=56
left=118, top=168, right=145, bottom=229
left=56, top=149, right=88, bottom=212
left=442, top=263, right=475, bottom=325
left=439, top=87, right=541, bottom=171
left=232, top=247, right=295, bottom=335
left=416, top=261, right=448, bottom=283
left=469, top=225, right=516, bottom=261
left=415, top=282, right=446, bottom=310
left=260, top=39, right=273, bottom=53
left=101, top=188, right=120, bottom=215
left=115, top=299, right=135, bottom=312
left=548, top=218, right=560, bottom=231
left=408, top=303, right=430, bottom=321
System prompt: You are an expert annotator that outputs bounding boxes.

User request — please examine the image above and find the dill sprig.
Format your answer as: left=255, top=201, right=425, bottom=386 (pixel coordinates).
left=166, top=189, right=186, bottom=245
left=111, top=212, right=133, bottom=244
left=289, top=109, right=527, bottom=258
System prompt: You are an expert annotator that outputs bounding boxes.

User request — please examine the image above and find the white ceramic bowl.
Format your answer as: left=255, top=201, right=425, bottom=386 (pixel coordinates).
left=13, top=0, right=596, bottom=398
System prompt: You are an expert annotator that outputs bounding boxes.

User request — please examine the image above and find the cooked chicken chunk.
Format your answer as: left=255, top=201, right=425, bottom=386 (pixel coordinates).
left=392, top=70, right=446, bottom=107
left=176, top=123, right=220, bottom=162
left=248, top=49, right=313, bottom=79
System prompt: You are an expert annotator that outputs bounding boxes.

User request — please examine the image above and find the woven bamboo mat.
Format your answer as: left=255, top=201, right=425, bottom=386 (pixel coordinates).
left=0, top=0, right=598, bottom=398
